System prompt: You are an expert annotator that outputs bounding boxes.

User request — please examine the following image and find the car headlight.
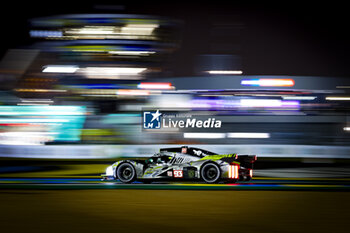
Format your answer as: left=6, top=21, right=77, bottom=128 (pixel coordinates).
left=106, top=166, right=114, bottom=176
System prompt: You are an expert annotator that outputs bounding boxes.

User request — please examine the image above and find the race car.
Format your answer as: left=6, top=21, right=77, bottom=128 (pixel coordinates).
left=101, top=146, right=257, bottom=184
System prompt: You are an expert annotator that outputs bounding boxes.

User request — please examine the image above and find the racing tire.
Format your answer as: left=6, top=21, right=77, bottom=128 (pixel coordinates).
left=116, top=163, right=137, bottom=184
left=200, top=162, right=221, bottom=184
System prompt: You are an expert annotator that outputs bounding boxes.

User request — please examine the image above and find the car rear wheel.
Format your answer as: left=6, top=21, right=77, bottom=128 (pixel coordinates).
left=116, top=163, right=136, bottom=183
left=200, top=162, right=221, bottom=183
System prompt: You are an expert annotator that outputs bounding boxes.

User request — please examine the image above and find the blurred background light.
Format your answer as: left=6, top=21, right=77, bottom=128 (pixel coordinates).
left=239, top=99, right=299, bottom=108
left=183, top=133, right=226, bottom=139
left=121, top=23, right=159, bottom=35
left=241, top=79, right=295, bottom=87
left=0, top=106, right=85, bottom=116
left=116, top=89, right=150, bottom=96
left=207, top=70, right=243, bottom=75
left=108, top=51, right=155, bottom=56
left=326, top=97, right=350, bottom=101
left=137, top=82, right=173, bottom=89
left=282, top=96, right=317, bottom=100
left=227, top=133, right=270, bottom=138
left=42, top=65, right=79, bottom=73
left=81, top=67, right=147, bottom=77
left=1, top=10, right=350, bottom=162
left=30, top=30, right=63, bottom=38
left=2, top=9, right=350, bottom=230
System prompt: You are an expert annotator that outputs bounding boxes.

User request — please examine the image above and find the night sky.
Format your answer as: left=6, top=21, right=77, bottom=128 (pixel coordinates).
left=0, top=1, right=349, bottom=77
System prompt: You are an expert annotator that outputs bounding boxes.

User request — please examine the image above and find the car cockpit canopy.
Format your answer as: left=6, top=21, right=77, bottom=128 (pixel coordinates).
left=159, top=146, right=216, bottom=158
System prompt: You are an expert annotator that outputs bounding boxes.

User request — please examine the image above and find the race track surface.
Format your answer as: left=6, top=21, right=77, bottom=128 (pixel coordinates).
left=1, top=189, right=349, bottom=233
left=1, top=177, right=350, bottom=233
left=1, top=177, right=350, bottom=190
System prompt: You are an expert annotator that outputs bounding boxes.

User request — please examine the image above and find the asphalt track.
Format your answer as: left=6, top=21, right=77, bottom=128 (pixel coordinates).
left=1, top=178, right=350, bottom=233
left=1, top=177, right=350, bottom=190
left=1, top=188, right=350, bottom=233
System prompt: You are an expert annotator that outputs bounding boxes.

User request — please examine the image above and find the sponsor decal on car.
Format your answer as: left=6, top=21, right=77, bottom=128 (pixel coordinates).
left=167, top=171, right=173, bottom=177
left=173, top=170, right=183, bottom=178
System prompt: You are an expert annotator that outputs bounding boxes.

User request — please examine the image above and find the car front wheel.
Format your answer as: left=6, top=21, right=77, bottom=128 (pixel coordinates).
left=116, top=163, right=136, bottom=183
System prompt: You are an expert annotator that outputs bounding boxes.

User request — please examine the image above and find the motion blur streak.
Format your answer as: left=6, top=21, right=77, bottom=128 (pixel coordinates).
left=137, top=82, right=173, bottom=89
left=1, top=7, right=350, bottom=233
left=239, top=99, right=299, bottom=108
left=108, top=51, right=155, bottom=56
left=183, top=133, right=226, bottom=139
left=42, top=65, right=79, bottom=73
left=81, top=67, right=147, bottom=75
left=207, top=70, right=243, bottom=74
left=326, top=96, right=350, bottom=101
left=241, top=79, right=295, bottom=86
left=116, top=89, right=150, bottom=96
left=0, top=190, right=349, bottom=233
left=227, top=133, right=270, bottom=138
left=282, top=96, right=317, bottom=100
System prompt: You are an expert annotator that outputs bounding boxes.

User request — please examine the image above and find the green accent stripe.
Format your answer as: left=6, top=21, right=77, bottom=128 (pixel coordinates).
left=198, top=154, right=239, bottom=163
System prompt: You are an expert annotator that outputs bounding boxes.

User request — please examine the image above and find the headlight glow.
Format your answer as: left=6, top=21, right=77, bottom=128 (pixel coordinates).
left=106, top=166, right=114, bottom=176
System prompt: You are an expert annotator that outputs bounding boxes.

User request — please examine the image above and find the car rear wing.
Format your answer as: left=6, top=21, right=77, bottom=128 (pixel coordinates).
left=236, top=155, right=257, bottom=168
left=160, top=146, right=216, bottom=157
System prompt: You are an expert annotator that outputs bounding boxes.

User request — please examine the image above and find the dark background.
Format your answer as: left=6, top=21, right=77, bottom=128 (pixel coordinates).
left=0, top=1, right=349, bottom=77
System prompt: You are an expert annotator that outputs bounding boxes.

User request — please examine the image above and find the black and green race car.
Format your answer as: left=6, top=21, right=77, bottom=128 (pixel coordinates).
left=101, top=146, right=257, bottom=184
